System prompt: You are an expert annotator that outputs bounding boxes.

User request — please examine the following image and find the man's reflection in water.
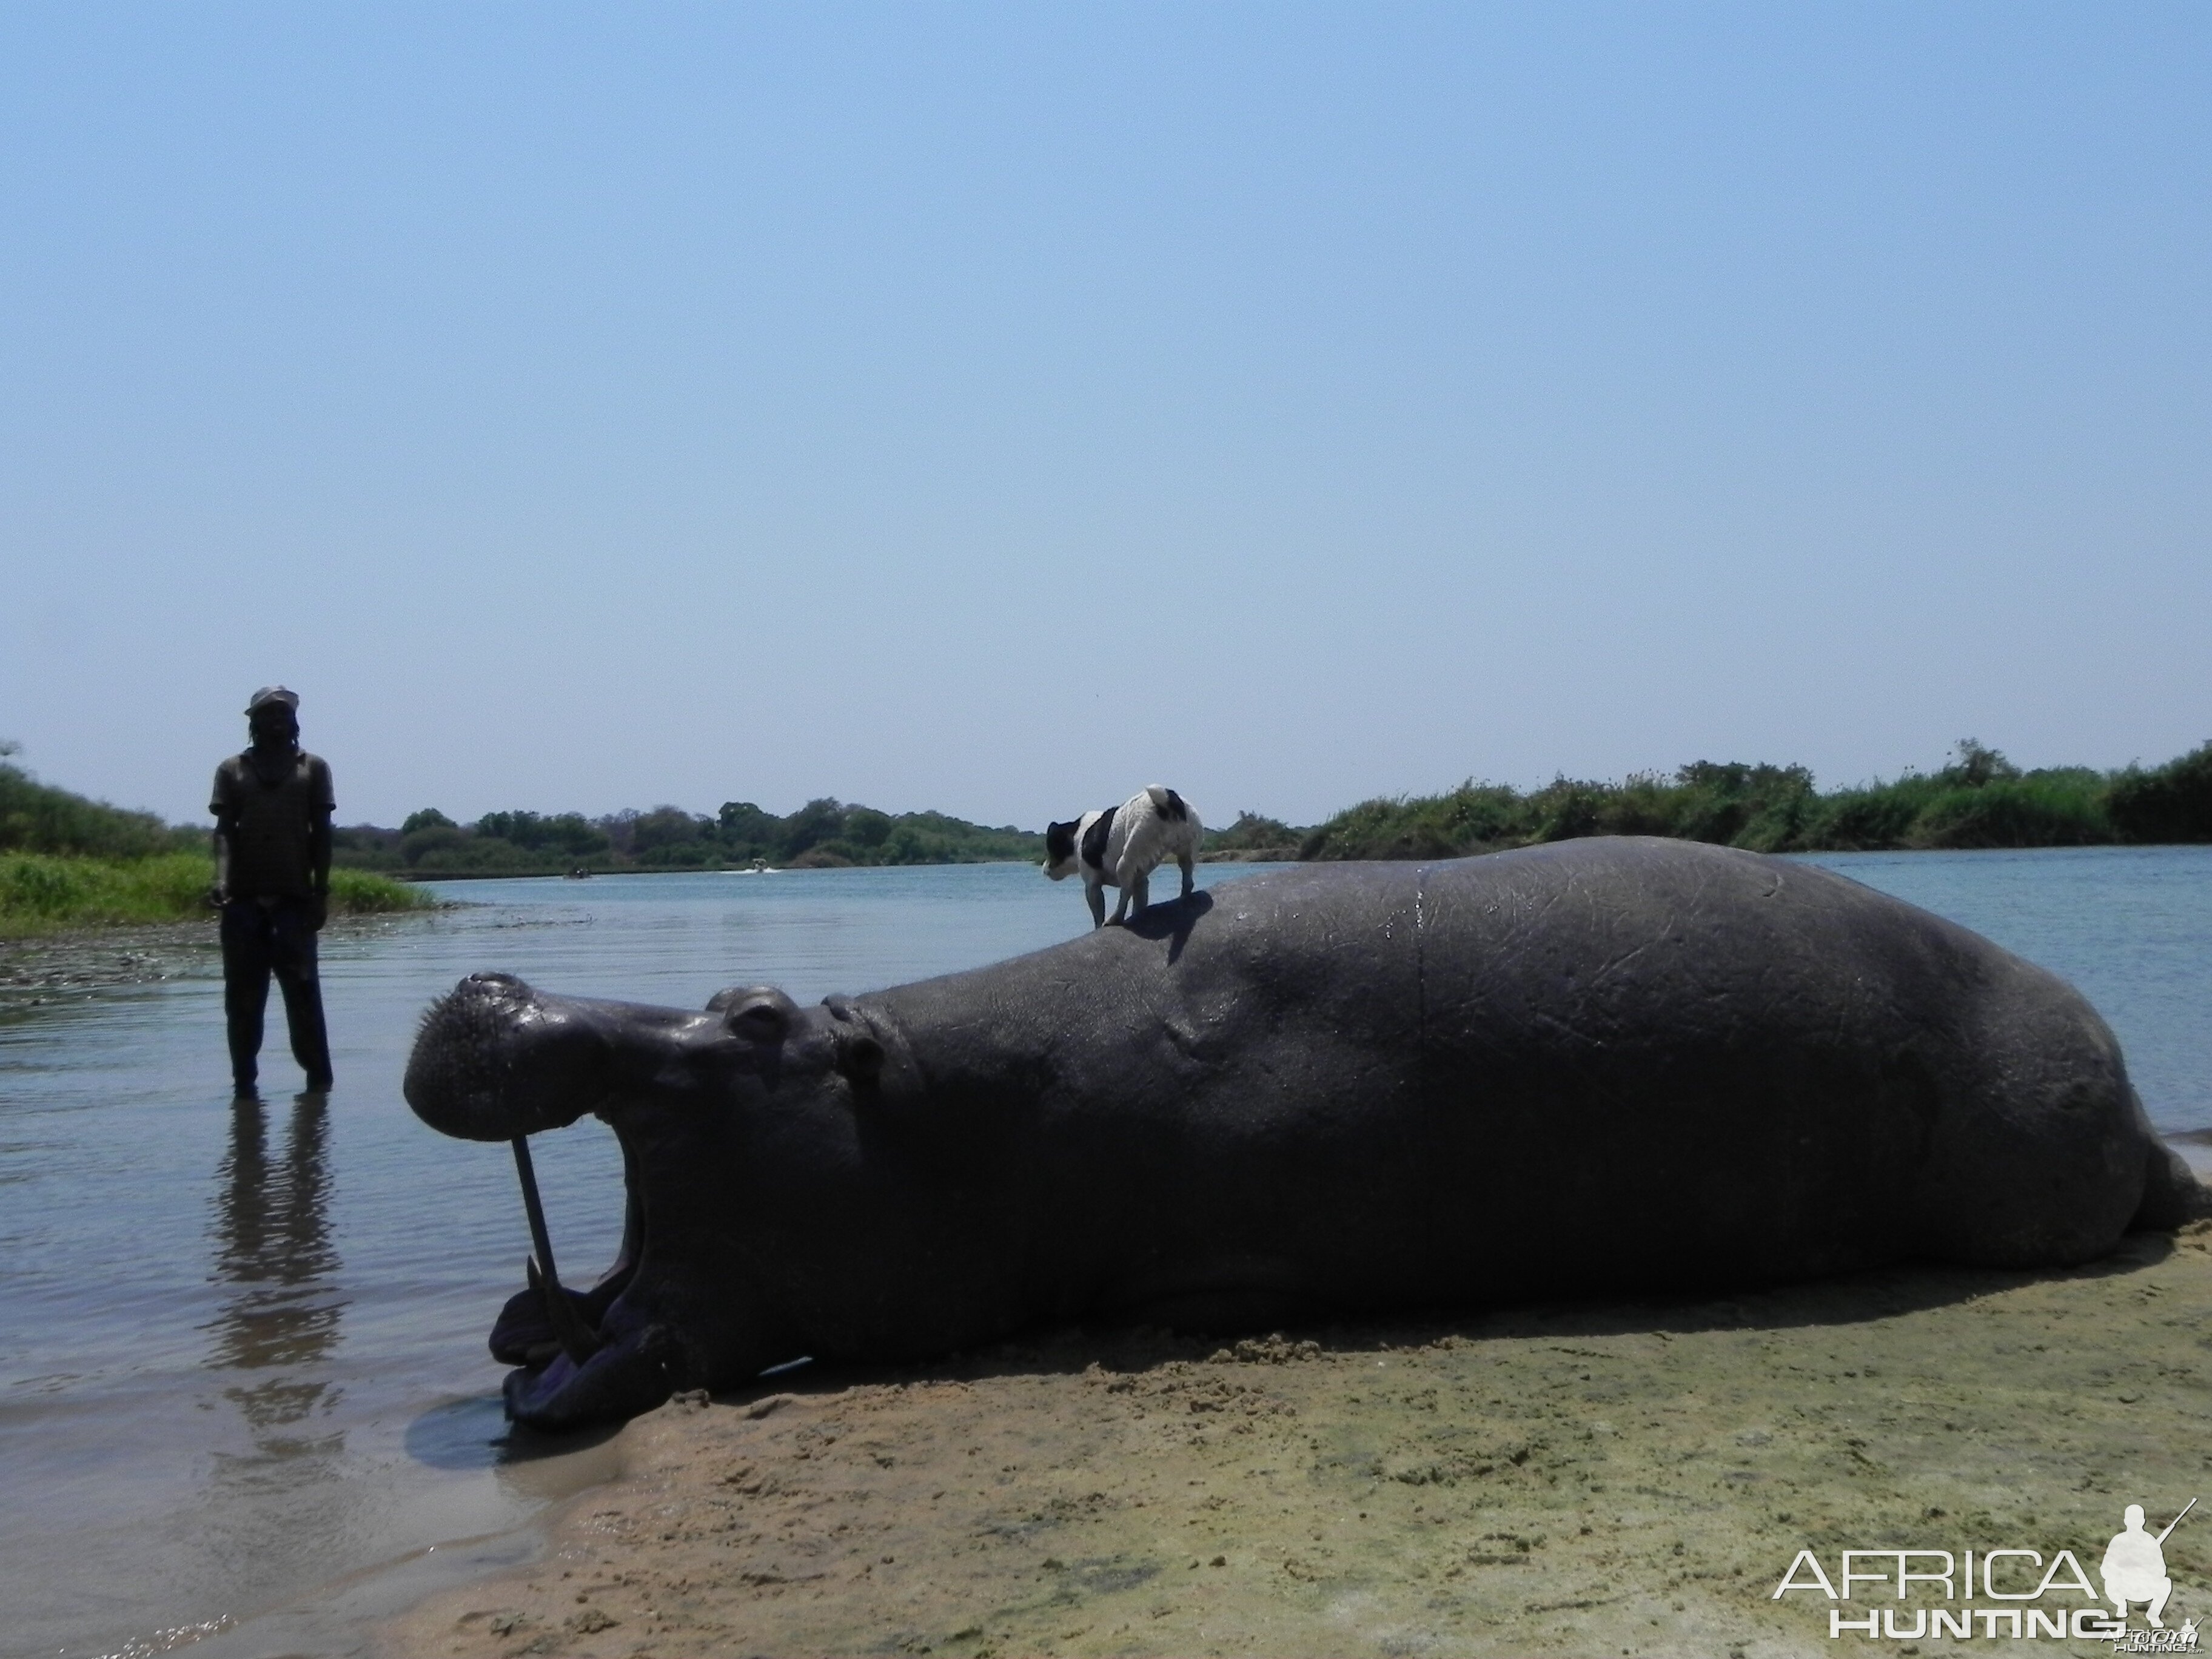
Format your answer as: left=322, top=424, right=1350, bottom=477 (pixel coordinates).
left=209, top=1090, right=345, bottom=1460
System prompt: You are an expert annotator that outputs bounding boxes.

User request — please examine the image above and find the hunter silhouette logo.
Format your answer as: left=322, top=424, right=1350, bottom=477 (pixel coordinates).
left=2104, top=1500, right=2193, bottom=1629
left=1772, top=1498, right=2198, bottom=1644
left=2106, top=1500, right=2199, bottom=1653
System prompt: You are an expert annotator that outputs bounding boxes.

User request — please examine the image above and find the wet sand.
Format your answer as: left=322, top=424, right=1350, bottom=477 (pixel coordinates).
left=383, top=1221, right=2212, bottom=1658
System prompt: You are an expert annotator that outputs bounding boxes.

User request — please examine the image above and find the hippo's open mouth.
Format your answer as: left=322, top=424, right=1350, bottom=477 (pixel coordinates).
left=483, top=1131, right=659, bottom=1424
left=404, top=971, right=762, bottom=1428
left=408, top=968, right=866, bottom=1427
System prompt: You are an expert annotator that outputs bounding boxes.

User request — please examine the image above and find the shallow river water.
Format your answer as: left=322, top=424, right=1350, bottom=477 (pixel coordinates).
left=2, top=847, right=2208, bottom=1658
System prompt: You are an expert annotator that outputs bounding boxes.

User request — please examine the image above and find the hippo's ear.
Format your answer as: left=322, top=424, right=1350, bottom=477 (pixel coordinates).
left=834, top=1028, right=885, bottom=1088
left=708, top=985, right=797, bottom=1046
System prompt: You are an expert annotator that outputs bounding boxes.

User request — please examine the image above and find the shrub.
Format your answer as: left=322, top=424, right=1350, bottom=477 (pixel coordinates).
left=631, top=806, right=710, bottom=853
left=327, top=866, right=433, bottom=913
left=1906, top=775, right=2111, bottom=848
left=0, top=763, right=197, bottom=859
left=1669, top=762, right=1818, bottom=849
left=845, top=808, right=893, bottom=849
left=1937, top=739, right=2022, bottom=789
left=1205, top=813, right=1304, bottom=856
left=474, top=811, right=610, bottom=857
left=1799, top=778, right=1939, bottom=851
left=400, top=822, right=469, bottom=865
left=2108, top=742, right=2212, bottom=843
left=778, top=799, right=846, bottom=861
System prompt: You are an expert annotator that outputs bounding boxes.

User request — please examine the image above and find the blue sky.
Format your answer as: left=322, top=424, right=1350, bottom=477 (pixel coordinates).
left=2, top=4, right=2205, bottom=830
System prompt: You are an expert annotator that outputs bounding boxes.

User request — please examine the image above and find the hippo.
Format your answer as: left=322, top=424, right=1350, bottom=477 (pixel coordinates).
left=403, top=836, right=2204, bottom=1429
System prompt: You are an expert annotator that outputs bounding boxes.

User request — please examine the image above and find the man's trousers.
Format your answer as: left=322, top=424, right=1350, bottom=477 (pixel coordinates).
left=220, top=897, right=333, bottom=1092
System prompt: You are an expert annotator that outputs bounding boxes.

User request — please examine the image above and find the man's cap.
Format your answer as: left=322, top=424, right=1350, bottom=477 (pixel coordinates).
left=244, top=686, right=300, bottom=715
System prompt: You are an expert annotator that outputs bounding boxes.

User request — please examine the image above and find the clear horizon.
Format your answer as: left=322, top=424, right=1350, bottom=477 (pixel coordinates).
left=3, top=5, right=2205, bottom=830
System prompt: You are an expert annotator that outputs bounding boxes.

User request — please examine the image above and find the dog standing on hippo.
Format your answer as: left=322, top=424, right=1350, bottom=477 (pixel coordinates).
left=1044, top=784, right=1202, bottom=927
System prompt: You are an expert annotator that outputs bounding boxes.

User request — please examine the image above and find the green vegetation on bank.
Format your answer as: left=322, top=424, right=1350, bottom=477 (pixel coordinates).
left=0, top=750, right=428, bottom=935
left=0, top=853, right=427, bottom=937
left=1, top=746, right=201, bottom=860
left=7, top=733, right=2211, bottom=931
left=1201, top=812, right=1306, bottom=860
left=342, top=798, right=1045, bottom=877
left=1298, top=740, right=2212, bottom=860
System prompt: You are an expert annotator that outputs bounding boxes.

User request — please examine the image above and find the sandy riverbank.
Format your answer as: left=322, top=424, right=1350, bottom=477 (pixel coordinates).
left=383, top=1221, right=2212, bottom=1658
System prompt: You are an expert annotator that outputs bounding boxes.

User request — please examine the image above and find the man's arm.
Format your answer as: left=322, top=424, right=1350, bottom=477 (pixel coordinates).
left=307, top=757, right=334, bottom=928
left=210, top=763, right=236, bottom=906
left=308, top=806, right=332, bottom=927
left=212, top=816, right=235, bottom=905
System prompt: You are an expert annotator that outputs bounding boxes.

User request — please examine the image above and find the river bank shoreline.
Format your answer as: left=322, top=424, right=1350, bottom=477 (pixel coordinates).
left=374, top=1221, right=2212, bottom=1659
left=0, top=915, right=215, bottom=996
left=0, top=910, right=446, bottom=1001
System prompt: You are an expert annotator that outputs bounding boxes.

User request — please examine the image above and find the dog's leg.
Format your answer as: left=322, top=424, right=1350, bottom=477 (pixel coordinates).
left=1118, top=870, right=1147, bottom=923
left=1086, top=879, right=1106, bottom=930
left=1178, top=850, right=1195, bottom=900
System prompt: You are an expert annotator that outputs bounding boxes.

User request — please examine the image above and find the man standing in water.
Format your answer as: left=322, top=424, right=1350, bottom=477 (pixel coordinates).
left=211, top=687, right=336, bottom=1096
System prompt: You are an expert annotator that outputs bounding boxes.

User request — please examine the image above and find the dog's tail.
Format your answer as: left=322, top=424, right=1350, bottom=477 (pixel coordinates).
left=1145, top=785, right=1191, bottom=823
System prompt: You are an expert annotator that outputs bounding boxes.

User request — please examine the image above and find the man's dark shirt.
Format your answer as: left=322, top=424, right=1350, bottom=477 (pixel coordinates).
left=211, top=751, right=335, bottom=900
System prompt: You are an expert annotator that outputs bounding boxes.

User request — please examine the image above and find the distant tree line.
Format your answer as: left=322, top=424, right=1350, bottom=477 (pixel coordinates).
left=8, top=737, right=2212, bottom=888
left=334, top=798, right=1047, bottom=876
left=1295, top=739, right=2212, bottom=860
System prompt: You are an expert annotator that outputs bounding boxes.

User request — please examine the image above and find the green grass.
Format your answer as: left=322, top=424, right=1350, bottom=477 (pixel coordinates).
left=0, top=852, right=431, bottom=937
left=327, top=865, right=437, bottom=914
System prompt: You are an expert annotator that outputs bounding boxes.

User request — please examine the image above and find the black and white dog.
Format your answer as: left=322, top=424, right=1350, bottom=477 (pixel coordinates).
left=1044, top=785, right=1204, bottom=928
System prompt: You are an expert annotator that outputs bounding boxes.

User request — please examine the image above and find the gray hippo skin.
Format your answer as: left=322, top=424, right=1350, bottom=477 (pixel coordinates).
left=403, top=837, right=2204, bottom=1429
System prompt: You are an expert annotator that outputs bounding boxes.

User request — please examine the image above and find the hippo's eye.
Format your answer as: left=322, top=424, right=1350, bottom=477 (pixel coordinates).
left=709, top=985, right=794, bottom=1045
left=836, top=1031, right=885, bottom=1087
left=729, top=1004, right=788, bottom=1044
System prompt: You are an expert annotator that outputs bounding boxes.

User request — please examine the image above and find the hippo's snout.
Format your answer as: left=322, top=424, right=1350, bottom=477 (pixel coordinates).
left=404, top=972, right=610, bottom=1141
left=404, top=971, right=756, bottom=1142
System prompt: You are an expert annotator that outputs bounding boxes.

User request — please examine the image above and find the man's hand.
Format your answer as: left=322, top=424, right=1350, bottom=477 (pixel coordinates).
left=308, top=891, right=329, bottom=931
left=209, top=883, right=229, bottom=910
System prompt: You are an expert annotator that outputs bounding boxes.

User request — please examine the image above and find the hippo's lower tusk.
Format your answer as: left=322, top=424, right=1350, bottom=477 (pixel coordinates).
left=511, top=1135, right=600, bottom=1365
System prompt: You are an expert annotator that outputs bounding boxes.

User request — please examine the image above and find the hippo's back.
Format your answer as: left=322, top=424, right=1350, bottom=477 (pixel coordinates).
left=1403, top=839, right=2147, bottom=1279
left=855, top=839, right=2167, bottom=1338
left=921, top=840, right=2159, bottom=1313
